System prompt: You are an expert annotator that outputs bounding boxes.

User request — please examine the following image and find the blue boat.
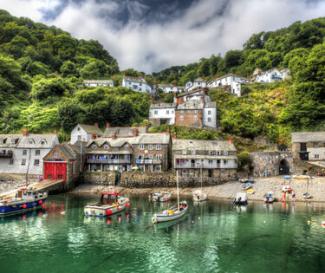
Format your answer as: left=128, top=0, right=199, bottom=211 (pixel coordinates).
left=0, top=188, right=48, bottom=216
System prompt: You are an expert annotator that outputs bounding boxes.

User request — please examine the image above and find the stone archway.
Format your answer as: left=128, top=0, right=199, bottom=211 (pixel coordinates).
left=279, top=159, right=290, bottom=175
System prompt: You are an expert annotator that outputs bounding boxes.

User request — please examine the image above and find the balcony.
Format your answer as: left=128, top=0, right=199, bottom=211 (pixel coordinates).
left=136, top=159, right=162, bottom=164
left=0, top=150, right=13, bottom=158
left=87, top=158, right=131, bottom=164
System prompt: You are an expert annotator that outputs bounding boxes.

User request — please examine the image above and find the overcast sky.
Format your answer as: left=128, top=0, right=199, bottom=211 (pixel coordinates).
left=0, top=0, right=324, bottom=72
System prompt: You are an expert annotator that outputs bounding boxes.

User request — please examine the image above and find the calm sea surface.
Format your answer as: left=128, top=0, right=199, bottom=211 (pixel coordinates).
left=0, top=194, right=325, bottom=273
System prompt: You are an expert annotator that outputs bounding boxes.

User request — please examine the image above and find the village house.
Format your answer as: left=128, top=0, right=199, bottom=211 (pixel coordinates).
left=86, top=137, right=134, bottom=172
left=185, top=78, right=207, bottom=92
left=149, top=103, right=176, bottom=125
left=132, top=133, right=170, bottom=172
left=292, top=132, right=325, bottom=161
left=0, top=131, right=59, bottom=176
left=172, top=139, right=238, bottom=181
left=83, top=80, right=114, bottom=88
left=253, top=68, right=290, bottom=83
left=207, top=74, right=249, bottom=97
left=43, top=143, right=84, bottom=188
left=122, top=76, right=154, bottom=94
left=70, top=124, right=103, bottom=144
left=149, top=88, right=217, bottom=129
left=84, top=132, right=170, bottom=173
left=157, top=84, right=184, bottom=94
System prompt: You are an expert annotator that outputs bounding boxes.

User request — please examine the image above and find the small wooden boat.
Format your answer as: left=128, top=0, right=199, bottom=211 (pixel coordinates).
left=84, top=192, right=130, bottom=217
left=303, top=192, right=312, bottom=199
left=149, top=192, right=171, bottom=202
left=233, top=192, right=248, bottom=205
left=282, top=185, right=293, bottom=193
left=193, top=189, right=208, bottom=202
left=0, top=188, right=47, bottom=216
left=152, top=201, right=188, bottom=223
left=242, top=182, right=253, bottom=190
left=264, top=192, right=275, bottom=203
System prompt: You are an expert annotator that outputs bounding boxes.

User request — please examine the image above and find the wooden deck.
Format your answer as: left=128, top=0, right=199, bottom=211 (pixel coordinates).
left=28, top=179, right=65, bottom=192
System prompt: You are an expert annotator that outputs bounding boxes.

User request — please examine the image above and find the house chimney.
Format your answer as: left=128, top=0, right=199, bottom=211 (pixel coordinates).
left=105, top=122, right=110, bottom=128
left=132, top=128, right=139, bottom=137
left=94, top=122, right=99, bottom=128
left=227, top=137, right=233, bottom=144
left=22, top=128, right=29, bottom=137
left=92, top=133, right=97, bottom=139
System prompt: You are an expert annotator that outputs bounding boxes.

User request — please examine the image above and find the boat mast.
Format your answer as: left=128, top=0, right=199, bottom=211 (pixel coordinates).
left=200, top=160, right=203, bottom=191
left=177, top=169, right=180, bottom=211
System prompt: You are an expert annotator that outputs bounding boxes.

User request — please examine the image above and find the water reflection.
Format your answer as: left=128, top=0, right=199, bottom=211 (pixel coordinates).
left=0, top=195, right=325, bottom=273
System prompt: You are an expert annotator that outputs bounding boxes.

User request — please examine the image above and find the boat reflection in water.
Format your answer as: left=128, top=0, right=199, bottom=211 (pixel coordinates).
left=0, top=208, right=47, bottom=222
left=153, top=212, right=188, bottom=231
left=83, top=211, right=131, bottom=226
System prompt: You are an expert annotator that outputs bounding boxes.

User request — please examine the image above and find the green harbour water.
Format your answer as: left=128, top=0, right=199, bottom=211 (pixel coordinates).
left=1, top=194, right=325, bottom=273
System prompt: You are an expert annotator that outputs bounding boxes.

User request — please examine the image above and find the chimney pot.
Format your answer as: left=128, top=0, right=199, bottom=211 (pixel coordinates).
left=94, top=122, right=99, bottom=128
left=105, top=122, right=110, bottom=128
left=22, top=128, right=29, bottom=136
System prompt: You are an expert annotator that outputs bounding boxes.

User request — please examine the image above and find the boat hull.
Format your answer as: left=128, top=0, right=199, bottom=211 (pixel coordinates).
left=0, top=197, right=47, bottom=216
left=152, top=203, right=188, bottom=224
left=84, top=197, right=130, bottom=218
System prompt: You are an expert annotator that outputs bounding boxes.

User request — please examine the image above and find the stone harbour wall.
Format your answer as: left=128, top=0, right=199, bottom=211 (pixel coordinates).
left=83, top=171, right=116, bottom=186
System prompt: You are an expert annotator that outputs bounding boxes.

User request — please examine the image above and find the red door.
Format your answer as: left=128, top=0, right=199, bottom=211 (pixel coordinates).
left=44, top=162, right=67, bottom=183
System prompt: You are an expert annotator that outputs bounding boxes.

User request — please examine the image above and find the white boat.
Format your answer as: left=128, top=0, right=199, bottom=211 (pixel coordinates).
left=152, top=201, right=188, bottom=223
left=233, top=192, right=248, bottom=205
left=149, top=192, right=172, bottom=202
left=193, top=189, right=208, bottom=202
left=84, top=191, right=130, bottom=217
left=152, top=170, right=188, bottom=224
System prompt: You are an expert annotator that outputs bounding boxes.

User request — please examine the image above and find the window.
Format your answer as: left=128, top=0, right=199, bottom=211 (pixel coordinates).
left=148, top=144, right=154, bottom=150
left=23, top=150, right=27, bottom=156
left=208, top=118, right=211, bottom=122
left=139, top=144, right=145, bottom=150
left=9, top=159, right=14, bottom=165
left=34, top=159, right=40, bottom=166
left=21, top=159, right=26, bottom=165
left=166, top=110, right=169, bottom=114
left=208, top=110, right=211, bottom=115
left=208, top=160, right=213, bottom=164
left=223, top=160, right=227, bottom=164
left=103, top=144, right=109, bottom=149
left=210, top=151, right=216, bottom=156
left=35, top=150, right=40, bottom=156
left=217, top=159, right=221, bottom=164
left=154, top=110, right=158, bottom=115
left=91, top=144, right=97, bottom=149
left=315, top=154, right=319, bottom=159
left=156, top=144, right=161, bottom=150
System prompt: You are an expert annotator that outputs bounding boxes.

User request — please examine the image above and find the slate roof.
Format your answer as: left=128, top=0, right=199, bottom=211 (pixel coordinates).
left=292, top=132, right=325, bottom=143
left=103, top=127, right=147, bottom=138
left=172, top=139, right=237, bottom=152
left=0, top=134, right=59, bottom=149
left=78, top=124, right=103, bottom=135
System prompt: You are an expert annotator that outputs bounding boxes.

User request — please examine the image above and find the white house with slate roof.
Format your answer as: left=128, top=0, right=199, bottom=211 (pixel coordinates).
left=253, top=68, right=290, bottom=83
left=83, top=80, right=114, bottom=88
left=70, top=124, right=103, bottom=144
left=0, top=132, right=59, bottom=175
left=122, top=76, right=153, bottom=94
left=207, top=74, right=249, bottom=97
left=185, top=78, right=207, bottom=92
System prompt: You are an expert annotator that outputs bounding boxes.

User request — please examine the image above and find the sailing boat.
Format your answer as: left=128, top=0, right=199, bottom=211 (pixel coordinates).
left=192, top=163, right=208, bottom=202
left=152, top=170, right=188, bottom=224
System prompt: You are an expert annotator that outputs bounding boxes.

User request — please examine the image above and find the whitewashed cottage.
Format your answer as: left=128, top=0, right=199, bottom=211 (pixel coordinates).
left=122, top=76, right=153, bottom=94
left=83, top=80, right=114, bottom=88
left=185, top=78, right=207, bottom=92
left=253, top=68, right=290, bottom=83
left=0, top=132, right=59, bottom=176
left=70, top=124, right=103, bottom=144
left=207, top=74, right=249, bottom=97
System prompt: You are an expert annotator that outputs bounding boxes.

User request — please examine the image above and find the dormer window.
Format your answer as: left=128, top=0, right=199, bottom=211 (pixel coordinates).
left=103, top=144, right=109, bottom=149
left=40, top=139, right=47, bottom=145
left=28, top=138, right=35, bottom=144
left=91, top=143, right=97, bottom=149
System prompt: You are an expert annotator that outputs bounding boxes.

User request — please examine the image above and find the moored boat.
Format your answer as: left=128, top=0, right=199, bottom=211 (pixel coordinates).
left=152, top=201, right=188, bottom=223
left=264, top=192, right=275, bottom=203
left=233, top=192, right=248, bottom=205
left=84, top=192, right=130, bottom=217
left=149, top=192, right=171, bottom=202
left=192, top=189, right=208, bottom=202
left=0, top=188, right=47, bottom=216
